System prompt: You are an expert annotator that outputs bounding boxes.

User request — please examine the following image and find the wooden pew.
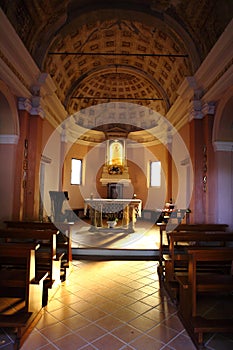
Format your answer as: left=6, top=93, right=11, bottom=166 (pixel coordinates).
left=4, top=220, right=72, bottom=279
left=176, top=247, right=233, bottom=347
left=170, top=223, right=229, bottom=232
left=0, top=228, right=64, bottom=304
left=0, top=243, right=48, bottom=349
left=163, top=231, right=233, bottom=300
left=157, top=223, right=229, bottom=276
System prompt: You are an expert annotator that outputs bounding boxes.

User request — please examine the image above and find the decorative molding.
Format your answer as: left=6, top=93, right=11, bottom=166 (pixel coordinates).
left=195, top=19, right=233, bottom=89
left=202, top=102, right=216, bottom=116
left=41, top=154, right=52, bottom=164
left=180, top=157, right=190, bottom=166
left=18, top=97, right=45, bottom=118
left=18, top=97, right=32, bottom=112
left=0, top=134, right=19, bottom=144
left=213, top=141, right=233, bottom=152
left=0, top=49, right=30, bottom=92
left=60, top=126, right=67, bottom=143
left=189, top=99, right=203, bottom=121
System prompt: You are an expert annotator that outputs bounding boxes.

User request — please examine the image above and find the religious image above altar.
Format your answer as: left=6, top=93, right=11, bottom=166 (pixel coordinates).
left=100, top=139, right=131, bottom=186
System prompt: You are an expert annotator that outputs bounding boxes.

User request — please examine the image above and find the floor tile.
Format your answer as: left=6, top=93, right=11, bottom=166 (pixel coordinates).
left=95, top=314, right=125, bottom=331
left=2, top=226, right=232, bottom=350
left=39, top=322, right=71, bottom=341
left=147, top=324, right=179, bottom=343
left=74, top=323, right=106, bottom=342
left=129, top=334, right=165, bottom=350
left=92, top=333, right=126, bottom=350
left=53, top=332, right=88, bottom=349
left=111, top=324, right=142, bottom=343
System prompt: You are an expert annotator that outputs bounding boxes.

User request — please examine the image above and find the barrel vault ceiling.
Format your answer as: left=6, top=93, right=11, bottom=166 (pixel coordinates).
left=1, top=0, right=232, bottom=144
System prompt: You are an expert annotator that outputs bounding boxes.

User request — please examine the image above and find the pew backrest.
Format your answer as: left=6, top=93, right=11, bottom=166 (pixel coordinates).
left=0, top=228, right=61, bottom=285
left=170, top=223, right=228, bottom=232
left=168, top=231, right=233, bottom=260
left=0, top=228, right=58, bottom=258
left=187, top=247, right=233, bottom=315
left=4, top=221, right=72, bottom=263
left=0, top=243, right=39, bottom=310
left=4, top=220, right=70, bottom=236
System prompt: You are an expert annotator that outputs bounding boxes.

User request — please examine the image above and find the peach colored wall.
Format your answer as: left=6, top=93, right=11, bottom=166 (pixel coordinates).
left=0, top=144, right=16, bottom=225
left=63, top=142, right=92, bottom=209
left=63, top=140, right=169, bottom=211
left=172, top=123, right=191, bottom=209
left=40, top=120, right=62, bottom=218
left=41, top=119, right=55, bottom=150
left=95, top=160, right=148, bottom=205
left=63, top=135, right=194, bottom=213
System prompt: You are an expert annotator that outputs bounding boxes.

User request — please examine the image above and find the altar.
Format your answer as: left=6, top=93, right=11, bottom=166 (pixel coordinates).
left=84, top=198, right=142, bottom=233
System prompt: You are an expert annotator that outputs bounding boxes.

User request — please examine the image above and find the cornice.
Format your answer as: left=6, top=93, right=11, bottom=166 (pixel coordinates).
left=213, top=141, right=233, bottom=152
left=0, top=134, right=19, bottom=144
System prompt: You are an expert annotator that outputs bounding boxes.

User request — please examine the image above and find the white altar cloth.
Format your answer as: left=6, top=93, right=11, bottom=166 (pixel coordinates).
left=84, top=198, right=142, bottom=233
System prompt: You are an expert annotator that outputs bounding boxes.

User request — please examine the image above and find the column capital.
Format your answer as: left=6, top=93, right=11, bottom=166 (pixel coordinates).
left=17, top=97, right=45, bottom=118
left=18, top=97, right=32, bottom=113
left=60, top=125, right=67, bottom=143
left=31, top=96, right=45, bottom=118
left=202, top=102, right=216, bottom=116
left=189, top=99, right=203, bottom=121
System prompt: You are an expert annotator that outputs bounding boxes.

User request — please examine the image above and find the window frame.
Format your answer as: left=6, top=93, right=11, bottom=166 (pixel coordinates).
left=150, top=161, right=161, bottom=187
left=71, top=158, right=82, bottom=185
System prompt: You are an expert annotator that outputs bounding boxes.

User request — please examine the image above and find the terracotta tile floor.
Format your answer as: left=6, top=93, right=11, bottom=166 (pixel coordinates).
left=1, top=259, right=232, bottom=350
left=17, top=260, right=195, bottom=349
left=0, top=222, right=232, bottom=349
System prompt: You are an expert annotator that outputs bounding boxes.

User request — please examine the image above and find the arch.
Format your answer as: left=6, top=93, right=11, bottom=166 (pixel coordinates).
left=213, top=86, right=233, bottom=144
left=0, top=80, right=19, bottom=224
left=212, top=87, right=233, bottom=230
left=0, top=80, right=19, bottom=138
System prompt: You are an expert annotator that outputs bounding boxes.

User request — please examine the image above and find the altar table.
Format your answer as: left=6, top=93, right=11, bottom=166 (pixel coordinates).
left=84, top=198, right=142, bottom=233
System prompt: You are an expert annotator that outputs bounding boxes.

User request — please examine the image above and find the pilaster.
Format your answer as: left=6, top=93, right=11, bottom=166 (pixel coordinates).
left=189, top=100, right=216, bottom=223
left=13, top=97, right=45, bottom=220
left=189, top=101, right=205, bottom=223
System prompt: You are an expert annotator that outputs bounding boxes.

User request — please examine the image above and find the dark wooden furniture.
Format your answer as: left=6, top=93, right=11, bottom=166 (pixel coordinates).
left=0, top=243, right=48, bottom=349
left=162, top=231, right=233, bottom=300
left=4, top=220, right=72, bottom=279
left=176, top=247, right=233, bottom=347
left=157, top=223, right=229, bottom=274
left=0, top=228, right=64, bottom=304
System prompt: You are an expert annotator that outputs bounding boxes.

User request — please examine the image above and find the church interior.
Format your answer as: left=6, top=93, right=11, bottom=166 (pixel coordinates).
left=0, top=1, right=233, bottom=349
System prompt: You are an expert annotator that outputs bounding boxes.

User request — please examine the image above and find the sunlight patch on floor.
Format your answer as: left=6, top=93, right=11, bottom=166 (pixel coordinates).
left=70, top=219, right=161, bottom=250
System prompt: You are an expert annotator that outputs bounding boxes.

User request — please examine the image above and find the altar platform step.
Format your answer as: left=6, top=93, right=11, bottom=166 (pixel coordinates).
left=72, top=248, right=160, bottom=260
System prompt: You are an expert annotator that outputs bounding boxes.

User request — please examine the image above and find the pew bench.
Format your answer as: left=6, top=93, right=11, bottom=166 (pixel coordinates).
left=4, top=220, right=72, bottom=279
left=0, top=243, right=47, bottom=349
left=0, top=228, right=65, bottom=304
left=162, top=231, right=233, bottom=301
left=176, top=247, right=233, bottom=347
left=157, top=223, right=229, bottom=278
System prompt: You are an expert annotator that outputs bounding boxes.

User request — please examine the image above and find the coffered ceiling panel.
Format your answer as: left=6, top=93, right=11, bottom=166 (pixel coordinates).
left=1, top=0, right=232, bottom=143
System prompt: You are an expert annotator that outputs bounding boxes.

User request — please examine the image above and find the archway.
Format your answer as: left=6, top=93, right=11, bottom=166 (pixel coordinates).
left=0, top=82, right=19, bottom=224
left=213, top=92, right=233, bottom=230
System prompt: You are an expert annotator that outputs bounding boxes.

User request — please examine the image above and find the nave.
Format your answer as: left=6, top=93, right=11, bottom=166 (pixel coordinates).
left=1, top=222, right=232, bottom=350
